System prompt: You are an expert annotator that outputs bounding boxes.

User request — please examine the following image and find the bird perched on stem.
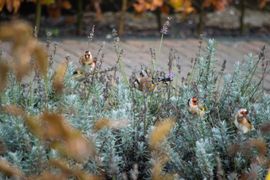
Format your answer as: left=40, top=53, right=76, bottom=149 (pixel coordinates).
left=79, top=50, right=97, bottom=71
left=187, top=97, right=205, bottom=117
left=135, top=77, right=156, bottom=92
left=133, top=69, right=156, bottom=92
left=72, top=68, right=85, bottom=81
left=234, top=108, right=254, bottom=134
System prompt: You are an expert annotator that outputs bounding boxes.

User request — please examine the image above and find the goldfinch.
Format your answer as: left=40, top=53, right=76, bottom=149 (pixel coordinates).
left=134, top=77, right=156, bottom=92
left=139, top=68, right=150, bottom=78
left=72, top=69, right=85, bottom=81
left=234, top=108, right=254, bottom=133
left=132, top=69, right=157, bottom=92
left=188, top=97, right=205, bottom=117
left=79, top=51, right=95, bottom=67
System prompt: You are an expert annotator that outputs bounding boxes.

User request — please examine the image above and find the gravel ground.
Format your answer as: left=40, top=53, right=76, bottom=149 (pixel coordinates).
left=52, top=37, right=270, bottom=91
left=1, top=37, right=270, bottom=91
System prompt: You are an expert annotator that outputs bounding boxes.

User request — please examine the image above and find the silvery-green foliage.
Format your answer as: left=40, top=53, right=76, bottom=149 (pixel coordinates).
left=193, top=39, right=217, bottom=98
left=195, top=138, right=215, bottom=178
left=111, top=82, right=132, bottom=119
left=212, top=121, right=232, bottom=152
left=219, top=52, right=264, bottom=116
left=0, top=115, right=47, bottom=175
left=251, top=95, right=270, bottom=125
left=0, top=39, right=269, bottom=179
left=233, top=153, right=247, bottom=172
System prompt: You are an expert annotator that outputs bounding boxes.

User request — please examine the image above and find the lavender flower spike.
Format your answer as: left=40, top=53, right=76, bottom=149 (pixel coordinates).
left=160, top=17, right=172, bottom=35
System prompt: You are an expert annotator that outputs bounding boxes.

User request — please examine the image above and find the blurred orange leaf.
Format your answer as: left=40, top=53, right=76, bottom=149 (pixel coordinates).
left=2, top=105, right=96, bottom=163
left=149, top=118, right=175, bottom=149
left=61, top=0, right=72, bottom=9
left=49, top=159, right=73, bottom=176
left=169, top=0, right=194, bottom=14
left=5, top=0, right=21, bottom=13
left=2, top=104, right=26, bottom=117
left=33, top=44, right=49, bottom=78
left=248, top=139, right=267, bottom=156
left=12, top=41, right=37, bottom=80
left=24, top=116, right=44, bottom=138
left=160, top=4, right=169, bottom=14
left=203, top=0, right=229, bottom=11
left=0, top=21, right=48, bottom=81
left=0, top=62, right=9, bottom=92
left=52, top=60, right=68, bottom=94
left=0, top=20, right=32, bottom=45
left=31, top=0, right=71, bottom=8
left=259, top=0, right=270, bottom=8
left=40, top=112, right=72, bottom=140
left=40, top=112, right=96, bottom=162
left=93, top=118, right=129, bottom=132
left=12, top=0, right=20, bottom=13
left=0, top=0, right=5, bottom=12
left=50, top=133, right=96, bottom=162
left=93, top=118, right=110, bottom=132
left=0, top=159, right=24, bottom=178
left=134, top=0, right=164, bottom=13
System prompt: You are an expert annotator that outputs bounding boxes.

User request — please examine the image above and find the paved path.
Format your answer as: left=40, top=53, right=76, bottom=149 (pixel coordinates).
left=54, top=38, right=270, bottom=91
left=1, top=37, right=270, bottom=91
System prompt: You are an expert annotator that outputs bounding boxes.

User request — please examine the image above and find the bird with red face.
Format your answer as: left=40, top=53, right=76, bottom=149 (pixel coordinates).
left=188, top=97, right=205, bottom=117
left=234, top=108, right=254, bottom=133
left=79, top=50, right=97, bottom=71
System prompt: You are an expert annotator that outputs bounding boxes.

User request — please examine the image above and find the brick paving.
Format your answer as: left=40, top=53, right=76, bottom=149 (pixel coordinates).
left=1, top=37, right=270, bottom=91
left=55, top=38, right=270, bottom=91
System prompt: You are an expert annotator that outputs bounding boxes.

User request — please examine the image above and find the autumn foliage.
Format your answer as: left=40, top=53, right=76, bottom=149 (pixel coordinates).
left=133, top=0, right=164, bottom=13
left=202, top=0, right=230, bottom=11
left=133, top=0, right=231, bottom=14
left=0, top=0, right=21, bottom=13
left=259, top=0, right=270, bottom=8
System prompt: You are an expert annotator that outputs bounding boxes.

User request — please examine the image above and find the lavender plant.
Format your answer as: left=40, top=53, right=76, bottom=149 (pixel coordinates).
left=0, top=21, right=270, bottom=179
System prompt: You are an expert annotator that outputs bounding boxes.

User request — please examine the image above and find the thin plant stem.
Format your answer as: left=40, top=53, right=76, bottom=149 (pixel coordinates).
left=29, top=81, right=34, bottom=107
left=156, top=34, right=164, bottom=70
left=44, top=75, right=49, bottom=109
left=143, top=93, right=148, bottom=135
left=115, top=48, right=128, bottom=85
left=119, top=58, right=128, bottom=85
left=151, top=56, right=155, bottom=72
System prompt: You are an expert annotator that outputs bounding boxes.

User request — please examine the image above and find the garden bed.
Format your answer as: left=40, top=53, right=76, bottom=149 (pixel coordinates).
left=0, top=21, right=270, bottom=179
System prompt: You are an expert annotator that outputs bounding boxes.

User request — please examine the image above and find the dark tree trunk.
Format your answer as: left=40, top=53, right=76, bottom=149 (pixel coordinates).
left=197, top=6, right=205, bottom=36
left=155, top=8, right=162, bottom=32
left=77, top=0, right=83, bottom=35
left=35, top=0, right=42, bottom=37
left=118, top=0, right=127, bottom=36
left=93, top=0, right=102, bottom=21
left=239, top=0, right=246, bottom=34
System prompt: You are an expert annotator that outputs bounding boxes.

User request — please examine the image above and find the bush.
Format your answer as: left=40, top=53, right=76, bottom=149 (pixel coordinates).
left=0, top=21, right=269, bottom=179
